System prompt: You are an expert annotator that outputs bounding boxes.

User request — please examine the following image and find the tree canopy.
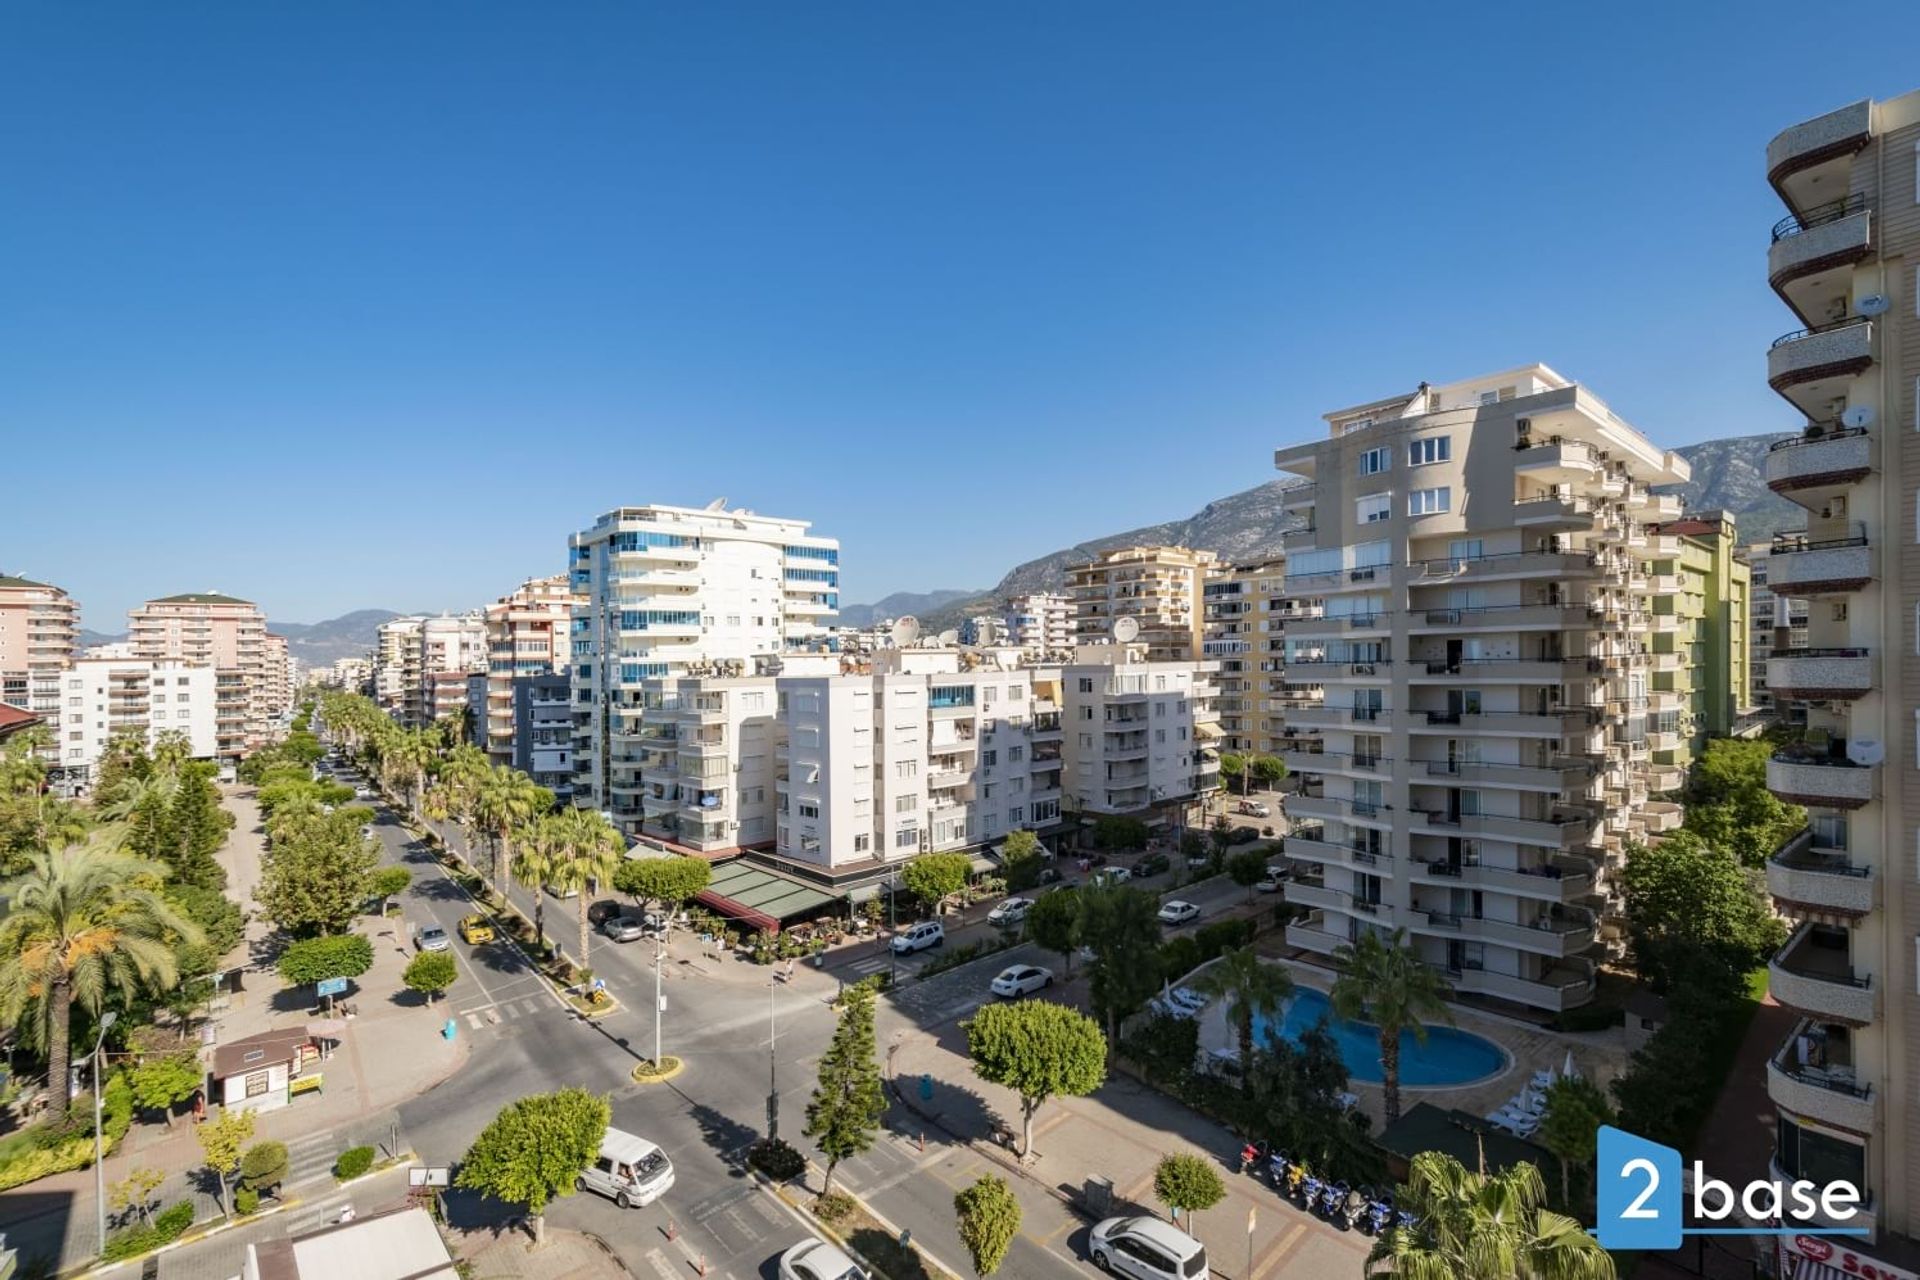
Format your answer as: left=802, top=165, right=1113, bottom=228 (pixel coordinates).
left=1619, top=832, right=1785, bottom=993
left=803, top=980, right=885, bottom=1194
left=900, top=853, right=971, bottom=907
left=965, top=999, right=1106, bottom=1155
left=954, top=1174, right=1021, bottom=1277
left=1682, top=738, right=1804, bottom=868
left=276, top=933, right=374, bottom=986
left=611, top=855, right=712, bottom=910
left=254, top=810, right=378, bottom=936
left=456, top=1089, right=610, bottom=1241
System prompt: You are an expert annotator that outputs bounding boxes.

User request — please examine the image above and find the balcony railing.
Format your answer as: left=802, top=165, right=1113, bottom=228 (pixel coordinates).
left=1768, top=317, right=1874, bottom=396
left=1767, top=749, right=1876, bottom=809
left=1766, top=532, right=1873, bottom=595
left=1771, top=193, right=1868, bottom=242
left=1765, top=648, right=1874, bottom=700
left=1766, top=1019, right=1874, bottom=1133
left=1767, top=828, right=1876, bottom=917
left=1769, top=922, right=1876, bottom=1026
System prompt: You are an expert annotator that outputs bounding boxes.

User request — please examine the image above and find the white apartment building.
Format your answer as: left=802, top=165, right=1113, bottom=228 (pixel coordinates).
left=480, top=574, right=579, bottom=768
left=0, top=573, right=79, bottom=726
left=416, top=613, right=487, bottom=730
left=373, top=617, right=424, bottom=716
left=127, top=592, right=271, bottom=759
left=1757, top=90, right=1920, bottom=1259
left=1067, top=547, right=1215, bottom=662
left=568, top=503, right=839, bottom=831
left=1003, top=592, right=1073, bottom=659
left=56, top=659, right=217, bottom=781
left=1058, top=643, right=1220, bottom=818
left=1272, top=364, right=1691, bottom=1015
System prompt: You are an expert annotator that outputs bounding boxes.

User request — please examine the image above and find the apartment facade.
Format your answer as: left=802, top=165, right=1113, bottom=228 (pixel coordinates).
left=478, top=575, right=578, bottom=767
left=1057, top=643, right=1219, bottom=819
left=1757, top=90, right=1920, bottom=1256
left=1743, top=541, right=1809, bottom=725
left=1639, top=512, right=1755, bottom=753
left=127, top=592, right=270, bottom=759
left=1003, top=592, right=1073, bottom=658
left=0, top=573, right=79, bottom=725
left=55, top=658, right=217, bottom=780
left=416, top=614, right=487, bottom=731
left=1067, top=546, right=1215, bottom=661
left=568, top=503, right=840, bottom=832
left=1272, top=365, right=1698, bottom=1014
left=261, top=633, right=293, bottom=725
left=1202, top=557, right=1323, bottom=758
left=373, top=617, right=425, bottom=718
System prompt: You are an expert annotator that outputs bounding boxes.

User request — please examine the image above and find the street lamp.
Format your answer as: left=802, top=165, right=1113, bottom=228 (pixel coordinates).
left=652, top=928, right=665, bottom=1070
left=92, top=1011, right=118, bottom=1257
left=887, top=868, right=898, bottom=987
left=766, top=970, right=779, bottom=1142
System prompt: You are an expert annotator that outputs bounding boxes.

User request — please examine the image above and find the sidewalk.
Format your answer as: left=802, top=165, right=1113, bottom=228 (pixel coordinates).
left=450, top=1225, right=635, bottom=1279
left=882, top=1018, right=1370, bottom=1280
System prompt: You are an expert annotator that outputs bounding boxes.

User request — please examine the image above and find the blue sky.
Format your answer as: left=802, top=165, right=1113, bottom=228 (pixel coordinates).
left=4, top=3, right=1918, bottom=627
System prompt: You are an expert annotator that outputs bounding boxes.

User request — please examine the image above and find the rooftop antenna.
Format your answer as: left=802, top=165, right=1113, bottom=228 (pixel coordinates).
left=891, top=616, right=922, bottom=647
left=937, top=629, right=960, bottom=647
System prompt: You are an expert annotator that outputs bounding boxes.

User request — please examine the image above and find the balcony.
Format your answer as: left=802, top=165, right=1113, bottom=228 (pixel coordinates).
left=1767, top=750, right=1875, bottom=809
left=1467, top=912, right=1596, bottom=958
left=1767, top=828, right=1876, bottom=918
left=1407, top=550, right=1595, bottom=583
left=1284, top=611, right=1392, bottom=638
left=1411, top=808, right=1594, bottom=849
left=1445, top=964, right=1596, bottom=1013
left=1285, top=912, right=1345, bottom=958
left=1420, top=759, right=1592, bottom=791
left=1512, top=495, right=1595, bottom=527
left=1281, top=831, right=1393, bottom=875
left=1408, top=603, right=1590, bottom=633
left=1766, top=648, right=1874, bottom=701
left=1765, top=425, right=1873, bottom=501
left=1767, top=99, right=1871, bottom=209
left=1410, top=856, right=1595, bottom=903
left=1771, top=923, right=1876, bottom=1026
left=1766, top=532, right=1873, bottom=596
left=1412, top=709, right=1597, bottom=738
left=1766, top=1020, right=1874, bottom=1135
left=1768, top=318, right=1873, bottom=409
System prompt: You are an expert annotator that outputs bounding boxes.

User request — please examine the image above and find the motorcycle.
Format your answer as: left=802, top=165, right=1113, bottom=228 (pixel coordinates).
left=1340, top=1187, right=1368, bottom=1232
left=1285, top=1160, right=1311, bottom=1208
left=1300, top=1173, right=1325, bottom=1214
left=1363, top=1192, right=1394, bottom=1237
left=1238, top=1141, right=1265, bottom=1175
left=1264, top=1150, right=1290, bottom=1190
left=1320, top=1179, right=1349, bottom=1222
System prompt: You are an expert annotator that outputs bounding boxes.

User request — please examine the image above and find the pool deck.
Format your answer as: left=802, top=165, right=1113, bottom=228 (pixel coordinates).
left=1193, top=960, right=1628, bottom=1132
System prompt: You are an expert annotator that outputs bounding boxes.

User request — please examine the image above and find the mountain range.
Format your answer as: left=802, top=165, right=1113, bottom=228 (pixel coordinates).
left=842, top=429, right=1801, bottom=632
left=78, top=608, right=407, bottom=668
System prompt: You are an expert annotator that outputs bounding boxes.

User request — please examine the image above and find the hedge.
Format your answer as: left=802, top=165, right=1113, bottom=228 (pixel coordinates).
left=100, top=1200, right=195, bottom=1261
left=334, top=1145, right=375, bottom=1181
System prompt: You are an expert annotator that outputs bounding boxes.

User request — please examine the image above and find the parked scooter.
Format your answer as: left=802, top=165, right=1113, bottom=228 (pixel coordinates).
left=1319, top=1179, right=1348, bottom=1222
left=1284, top=1158, right=1311, bottom=1208
left=1264, top=1149, right=1290, bottom=1190
left=1300, top=1172, right=1325, bottom=1214
left=1239, top=1139, right=1269, bottom=1175
left=1360, top=1189, right=1394, bottom=1236
left=1340, top=1186, right=1368, bottom=1231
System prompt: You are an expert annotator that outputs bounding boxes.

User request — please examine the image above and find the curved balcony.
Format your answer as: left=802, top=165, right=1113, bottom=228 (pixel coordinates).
left=1767, top=100, right=1871, bottom=208
left=1770, top=197, right=1873, bottom=322
left=1766, top=532, right=1873, bottom=596
left=1769, top=922, right=1876, bottom=1026
left=1768, top=318, right=1873, bottom=412
left=1765, top=648, right=1875, bottom=701
left=1765, top=425, right=1872, bottom=501
left=1767, top=1024, right=1875, bottom=1134
left=1768, top=828, right=1876, bottom=918
left=1767, top=752, right=1875, bottom=809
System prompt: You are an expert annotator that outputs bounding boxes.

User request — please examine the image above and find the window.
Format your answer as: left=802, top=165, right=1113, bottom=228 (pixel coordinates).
left=854, top=833, right=870, bottom=853
left=245, top=1071, right=271, bottom=1099
left=1077, top=678, right=1094, bottom=694
left=1408, top=487, right=1451, bottom=516
left=1359, top=446, right=1390, bottom=475
left=895, top=795, right=918, bottom=813
left=1356, top=494, right=1392, bottom=524
left=1407, top=436, right=1451, bottom=466
left=1009, top=745, right=1024, bottom=762
left=895, top=827, right=919, bottom=849
left=1009, top=806, right=1025, bottom=824
left=896, top=760, right=918, bottom=778
left=982, top=750, right=997, bottom=767
left=798, top=803, right=819, bottom=819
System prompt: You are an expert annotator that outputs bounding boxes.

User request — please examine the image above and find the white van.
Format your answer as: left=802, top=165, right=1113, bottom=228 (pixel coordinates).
left=890, top=920, right=945, bottom=954
left=1090, top=1215, right=1208, bottom=1279
left=575, top=1128, right=675, bottom=1209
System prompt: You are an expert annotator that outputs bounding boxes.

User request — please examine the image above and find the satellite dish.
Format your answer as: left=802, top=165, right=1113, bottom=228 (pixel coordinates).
left=1112, top=616, right=1141, bottom=643
left=705, top=497, right=728, bottom=511
left=1857, top=295, right=1890, bottom=317
left=1847, top=738, right=1884, bottom=766
left=1841, top=405, right=1875, bottom=429
left=937, top=629, right=960, bottom=646
left=891, top=616, right=922, bottom=647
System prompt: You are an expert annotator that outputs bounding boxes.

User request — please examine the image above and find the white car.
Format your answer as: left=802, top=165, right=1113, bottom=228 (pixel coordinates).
left=1090, top=1215, right=1209, bottom=1279
left=576, top=1128, right=674, bottom=1209
left=779, top=1239, right=869, bottom=1280
left=1255, top=873, right=1285, bottom=894
left=354, top=787, right=376, bottom=800
left=1091, top=866, right=1132, bottom=886
left=989, top=964, right=1053, bottom=998
left=890, top=920, right=945, bottom=953
left=987, top=897, right=1033, bottom=927
left=1157, top=900, right=1201, bottom=926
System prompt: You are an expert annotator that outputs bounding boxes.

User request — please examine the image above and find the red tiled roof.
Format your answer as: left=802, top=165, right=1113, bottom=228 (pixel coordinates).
left=0, top=704, right=43, bottom=737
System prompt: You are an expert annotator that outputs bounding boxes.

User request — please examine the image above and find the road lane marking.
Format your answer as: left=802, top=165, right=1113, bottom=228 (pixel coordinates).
left=1252, top=1221, right=1309, bottom=1279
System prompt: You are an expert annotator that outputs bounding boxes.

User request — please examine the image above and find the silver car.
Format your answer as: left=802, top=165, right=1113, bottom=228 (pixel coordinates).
left=417, top=926, right=451, bottom=952
left=601, top=916, right=651, bottom=943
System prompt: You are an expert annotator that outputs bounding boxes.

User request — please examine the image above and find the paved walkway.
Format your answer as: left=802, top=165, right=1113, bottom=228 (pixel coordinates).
left=452, top=1226, right=635, bottom=1279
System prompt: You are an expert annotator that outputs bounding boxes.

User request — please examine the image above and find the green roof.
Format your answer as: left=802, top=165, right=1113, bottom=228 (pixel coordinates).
left=698, top=861, right=840, bottom=926
left=0, top=574, right=55, bottom=590
left=149, top=592, right=255, bottom=606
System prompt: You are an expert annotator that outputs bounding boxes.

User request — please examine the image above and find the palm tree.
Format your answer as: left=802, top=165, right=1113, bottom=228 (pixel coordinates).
left=547, top=808, right=624, bottom=974
left=1367, top=1151, right=1615, bottom=1279
left=438, top=745, right=491, bottom=863
left=0, top=842, right=200, bottom=1124
left=387, top=731, right=436, bottom=820
left=1192, top=946, right=1293, bottom=1089
left=1329, top=927, right=1452, bottom=1124
left=472, top=769, right=548, bottom=900
left=23, top=796, right=89, bottom=855
left=512, top=814, right=562, bottom=957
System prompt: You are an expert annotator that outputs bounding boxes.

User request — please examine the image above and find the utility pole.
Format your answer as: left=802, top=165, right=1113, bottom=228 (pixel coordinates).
left=92, top=1011, right=118, bottom=1259
left=653, top=930, right=664, bottom=1068
left=766, top=972, right=779, bottom=1141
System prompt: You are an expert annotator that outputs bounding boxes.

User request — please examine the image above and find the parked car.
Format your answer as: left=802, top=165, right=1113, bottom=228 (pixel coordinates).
left=1090, top=1215, right=1209, bottom=1279
left=1227, top=826, right=1260, bottom=844
left=602, top=916, right=649, bottom=943
left=416, top=926, right=451, bottom=952
left=360, top=824, right=375, bottom=841
left=587, top=899, right=625, bottom=927
left=575, top=1128, right=675, bottom=1209
left=1090, top=866, right=1132, bottom=886
left=989, top=964, right=1054, bottom=998
left=545, top=882, right=580, bottom=900
left=354, top=787, right=376, bottom=801
left=457, top=915, right=495, bottom=945
left=779, top=1239, right=869, bottom=1280
left=890, top=920, right=946, bottom=953
left=1186, top=852, right=1213, bottom=871
left=1254, top=872, right=1285, bottom=894
left=1157, top=900, right=1201, bottom=926
left=1137, top=853, right=1171, bottom=877
left=987, top=897, right=1033, bottom=927
left=1236, top=801, right=1272, bottom=818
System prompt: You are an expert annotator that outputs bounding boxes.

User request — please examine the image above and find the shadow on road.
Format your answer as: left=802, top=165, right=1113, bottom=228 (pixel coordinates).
left=682, top=1100, right=759, bottom=1179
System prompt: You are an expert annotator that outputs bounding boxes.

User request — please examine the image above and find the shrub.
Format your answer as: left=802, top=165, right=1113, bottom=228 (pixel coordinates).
left=1550, top=1003, right=1625, bottom=1034
left=235, top=1185, right=259, bottom=1215
left=747, top=1138, right=806, bottom=1181
left=101, top=1200, right=195, bottom=1261
left=813, top=1190, right=857, bottom=1225
left=334, top=1145, right=375, bottom=1181
left=0, top=1136, right=96, bottom=1192
left=240, top=1140, right=289, bottom=1192
left=1156, top=935, right=1202, bottom=982
left=155, top=1200, right=194, bottom=1236
left=1193, top=918, right=1255, bottom=963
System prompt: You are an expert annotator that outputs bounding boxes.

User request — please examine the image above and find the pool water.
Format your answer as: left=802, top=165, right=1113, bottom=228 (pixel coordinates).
left=1252, top=989, right=1506, bottom=1087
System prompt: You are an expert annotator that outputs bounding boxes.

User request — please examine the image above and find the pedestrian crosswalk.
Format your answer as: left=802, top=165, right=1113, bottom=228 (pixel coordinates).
left=285, top=1129, right=341, bottom=1188
left=841, top=953, right=896, bottom=978
left=460, top=994, right=550, bottom=1030
left=281, top=1192, right=352, bottom=1236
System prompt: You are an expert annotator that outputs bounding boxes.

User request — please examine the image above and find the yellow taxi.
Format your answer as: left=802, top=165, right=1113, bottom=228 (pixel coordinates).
left=458, top=914, right=496, bottom=945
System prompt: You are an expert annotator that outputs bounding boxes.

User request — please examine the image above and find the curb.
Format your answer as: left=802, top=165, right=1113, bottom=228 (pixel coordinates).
left=751, top=1165, right=962, bottom=1280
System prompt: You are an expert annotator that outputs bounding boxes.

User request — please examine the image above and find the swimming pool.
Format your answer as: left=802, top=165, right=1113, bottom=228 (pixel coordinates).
left=1252, top=989, right=1506, bottom=1087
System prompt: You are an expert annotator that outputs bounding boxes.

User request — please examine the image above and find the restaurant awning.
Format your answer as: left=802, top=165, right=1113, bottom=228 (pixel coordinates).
left=693, top=861, right=842, bottom=935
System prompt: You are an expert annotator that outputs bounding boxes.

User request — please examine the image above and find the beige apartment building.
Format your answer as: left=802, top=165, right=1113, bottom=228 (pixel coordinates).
left=261, top=633, right=292, bottom=724
left=1202, top=556, right=1323, bottom=758
left=373, top=616, right=425, bottom=718
left=480, top=574, right=579, bottom=767
left=1757, top=90, right=1920, bottom=1262
left=1067, top=546, right=1215, bottom=662
left=0, top=573, right=79, bottom=724
left=1272, top=364, right=1693, bottom=1015
left=127, top=592, right=271, bottom=759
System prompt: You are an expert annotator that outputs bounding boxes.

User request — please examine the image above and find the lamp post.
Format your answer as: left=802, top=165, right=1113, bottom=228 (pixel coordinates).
left=92, top=1011, right=118, bottom=1258
left=652, top=929, right=664, bottom=1069
left=766, top=971, right=779, bottom=1141
left=887, top=868, right=898, bottom=987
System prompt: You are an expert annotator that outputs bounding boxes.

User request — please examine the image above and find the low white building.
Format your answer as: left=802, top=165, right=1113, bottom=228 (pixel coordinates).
left=1058, top=643, right=1220, bottom=819
left=56, top=658, right=217, bottom=781
left=1004, top=592, right=1073, bottom=659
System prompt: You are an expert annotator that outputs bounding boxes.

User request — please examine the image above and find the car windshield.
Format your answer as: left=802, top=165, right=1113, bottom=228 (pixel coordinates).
left=634, top=1150, right=670, bottom=1181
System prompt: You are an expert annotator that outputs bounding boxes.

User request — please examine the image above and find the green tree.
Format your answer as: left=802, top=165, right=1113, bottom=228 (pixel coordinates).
left=1330, top=927, right=1452, bottom=1124
left=0, top=842, right=198, bottom=1125
left=368, top=866, right=411, bottom=914
left=1248, top=755, right=1287, bottom=792
left=548, top=808, right=623, bottom=971
left=1218, top=752, right=1247, bottom=795
left=513, top=814, right=561, bottom=955
left=162, top=762, right=231, bottom=891
left=1366, top=1152, right=1615, bottom=1280
left=964, top=999, right=1106, bottom=1156
left=1682, top=738, right=1804, bottom=867
left=110, top=1166, right=165, bottom=1229
left=254, top=811, right=378, bottom=936
left=954, top=1174, right=1021, bottom=1277
left=1091, top=816, right=1148, bottom=852
left=473, top=768, right=550, bottom=901
left=611, top=854, right=713, bottom=916
left=999, top=830, right=1043, bottom=894
left=1619, top=832, right=1785, bottom=993
left=128, top=1051, right=203, bottom=1128
left=455, top=1088, right=611, bottom=1245
left=1192, top=946, right=1294, bottom=1089
left=1537, top=1075, right=1615, bottom=1210
left=403, top=950, right=458, bottom=1005
left=900, top=852, right=971, bottom=910
left=197, top=1107, right=255, bottom=1218
left=1226, top=849, right=1267, bottom=902
left=239, top=1139, right=289, bottom=1194
left=276, top=933, right=374, bottom=986
left=1209, top=815, right=1233, bottom=856
left=803, top=979, right=885, bottom=1193
left=1025, top=888, right=1080, bottom=975
left=1153, top=1153, right=1225, bottom=1233
left=1077, top=883, right=1163, bottom=1048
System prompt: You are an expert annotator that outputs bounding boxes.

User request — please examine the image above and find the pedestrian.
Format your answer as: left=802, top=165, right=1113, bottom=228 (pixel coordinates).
left=192, top=1089, right=206, bottom=1122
